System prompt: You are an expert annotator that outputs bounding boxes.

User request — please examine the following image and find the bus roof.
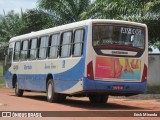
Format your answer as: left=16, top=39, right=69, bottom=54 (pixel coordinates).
left=9, top=19, right=147, bottom=43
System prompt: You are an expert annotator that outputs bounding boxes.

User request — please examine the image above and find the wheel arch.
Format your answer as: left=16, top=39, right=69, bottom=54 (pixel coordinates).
left=46, top=73, right=53, bottom=90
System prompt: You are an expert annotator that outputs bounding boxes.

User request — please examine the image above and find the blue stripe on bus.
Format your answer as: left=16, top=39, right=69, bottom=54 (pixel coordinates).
left=15, top=57, right=85, bottom=92
left=54, top=58, right=85, bottom=92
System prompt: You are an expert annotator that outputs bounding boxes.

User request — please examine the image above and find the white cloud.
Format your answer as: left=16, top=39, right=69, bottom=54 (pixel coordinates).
left=0, top=0, right=37, bottom=15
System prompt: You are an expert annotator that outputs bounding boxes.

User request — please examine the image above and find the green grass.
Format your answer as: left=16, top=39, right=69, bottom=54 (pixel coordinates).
left=0, top=76, right=5, bottom=87
left=0, top=65, right=3, bottom=76
left=146, top=85, right=160, bottom=94
left=0, top=64, right=5, bottom=87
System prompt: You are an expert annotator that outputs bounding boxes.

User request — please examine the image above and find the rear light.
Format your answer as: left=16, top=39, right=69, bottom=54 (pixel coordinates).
left=142, top=64, right=147, bottom=82
left=87, top=61, right=94, bottom=80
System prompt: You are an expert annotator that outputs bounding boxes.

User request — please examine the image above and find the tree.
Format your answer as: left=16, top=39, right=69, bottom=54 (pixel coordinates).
left=82, top=0, right=160, bottom=51
left=0, top=9, right=54, bottom=41
left=0, top=10, right=23, bottom=42
left=38, top=0, right=91, bottom=25
left=20, top=9, right=55, bottom=34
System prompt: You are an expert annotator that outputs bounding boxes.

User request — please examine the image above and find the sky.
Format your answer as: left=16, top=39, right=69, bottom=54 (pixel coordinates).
left=0, top=0, right=37, bottom=15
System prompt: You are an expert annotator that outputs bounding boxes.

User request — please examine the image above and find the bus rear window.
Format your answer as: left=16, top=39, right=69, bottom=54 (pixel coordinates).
left=93, top=24, right=145, bottom=49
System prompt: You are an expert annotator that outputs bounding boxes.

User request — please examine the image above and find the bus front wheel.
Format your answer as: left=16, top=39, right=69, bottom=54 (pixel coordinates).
left=47, top=79, right=66, bottom=103
left=15, top=81, right=24, bottom=97
left=88, top=94, right=109, bottom=103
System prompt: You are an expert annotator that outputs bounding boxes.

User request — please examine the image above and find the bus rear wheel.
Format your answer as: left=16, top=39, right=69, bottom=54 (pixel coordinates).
left=88, top=94, right=109, bottom=103
left=15, top=81, right=24, bottom=97
left=47, top=79, right=66, bottom=103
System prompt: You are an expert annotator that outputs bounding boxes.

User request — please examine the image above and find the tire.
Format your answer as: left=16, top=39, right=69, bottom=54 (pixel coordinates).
left=47, top=79, right=66, bottom=103
left=89, top=94, right=109, bottom=103
left=15, top=81, right=24, bottom=97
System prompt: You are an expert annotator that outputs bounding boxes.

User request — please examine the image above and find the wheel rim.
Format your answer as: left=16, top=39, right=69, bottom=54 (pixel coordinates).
left=48, top=83, right=52, bottom=99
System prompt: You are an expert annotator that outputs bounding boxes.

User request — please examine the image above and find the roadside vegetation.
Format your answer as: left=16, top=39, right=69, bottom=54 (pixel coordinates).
left=147, top=85, right=160, bottom=94
left=0, top=76, right=5, bottom=87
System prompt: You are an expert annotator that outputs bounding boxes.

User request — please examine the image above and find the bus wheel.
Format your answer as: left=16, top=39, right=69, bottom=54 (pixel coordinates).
left=47, top=79, right=66, bottom=103
left=88, top=94, right=108, bottom=103
left=15, top=81, right=24, bottom=97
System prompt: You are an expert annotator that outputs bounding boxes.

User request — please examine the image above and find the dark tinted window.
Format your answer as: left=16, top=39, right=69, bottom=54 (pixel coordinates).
left=20, top=40, right=29, bottom=60
left=93, top=24, right=145, bottom=49
left=29, top=38, right=37, bottom=59
left=14, top=41, right=21, bottom=61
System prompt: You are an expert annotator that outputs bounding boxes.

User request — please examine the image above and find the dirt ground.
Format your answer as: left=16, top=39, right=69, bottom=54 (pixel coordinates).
left=0, top=88, right=160, bottom=120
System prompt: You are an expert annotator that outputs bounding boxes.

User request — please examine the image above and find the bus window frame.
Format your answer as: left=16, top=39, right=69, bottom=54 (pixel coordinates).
left=72, top=28, right=85, bottom=57
left=28, top=37, right=38, bottom=60
left=20, top=39, right=29, bottom=61
left=13, top=41, right=21, bottom=62
left=48, top=33, right=60, bottom=59
left=60, top=31, right=73, bottom=58
left=38, top=35, right=49, bottom=60
left=7, top=48, right=13, bottom=63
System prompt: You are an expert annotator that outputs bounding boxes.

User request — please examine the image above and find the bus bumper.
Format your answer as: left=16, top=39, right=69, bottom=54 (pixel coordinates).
left=83, top=77, right=147, bottom=95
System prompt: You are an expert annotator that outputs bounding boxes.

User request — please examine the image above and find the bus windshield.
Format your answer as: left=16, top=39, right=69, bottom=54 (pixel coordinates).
left=93, top=24, right=145, bottom=49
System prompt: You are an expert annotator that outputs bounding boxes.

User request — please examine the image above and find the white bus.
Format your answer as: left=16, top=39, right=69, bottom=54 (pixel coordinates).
left=5, top=19, right=148, bottom=103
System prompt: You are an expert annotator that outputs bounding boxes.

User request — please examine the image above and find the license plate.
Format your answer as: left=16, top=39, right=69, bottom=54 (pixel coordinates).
left=112, top=85, right=124, bottom=90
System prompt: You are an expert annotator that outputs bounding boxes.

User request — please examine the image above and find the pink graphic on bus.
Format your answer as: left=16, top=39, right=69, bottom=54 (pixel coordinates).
left=95, top=57, right=141, bottom=80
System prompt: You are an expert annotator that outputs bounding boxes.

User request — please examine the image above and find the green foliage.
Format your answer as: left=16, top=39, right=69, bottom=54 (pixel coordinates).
left=0, top=76, right=5, bottom=87
left=146, top=85, right=160, bottom=94
left=82, top=0, right=160, bottom=51
left=0, top=64, right=3, bottom=76
left=0, top=9, right=55, bottom=42
left=38, top=0, right=91, bottom=25
left=0, top=10, right=23, bottom=42
left=20, top=9, right=55, bottom=34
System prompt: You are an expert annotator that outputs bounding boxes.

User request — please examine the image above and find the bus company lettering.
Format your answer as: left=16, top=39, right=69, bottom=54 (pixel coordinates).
left=24, top=65, right=32, bottom=70
left=121, top=27, right=142, bottom=35
left=112, top=51, right=128, bottom=55
left=45, top=63, right=56, bottom=69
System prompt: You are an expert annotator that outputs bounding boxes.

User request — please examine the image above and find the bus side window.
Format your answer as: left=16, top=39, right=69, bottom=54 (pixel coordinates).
left=13, top=41, right=21, bottom=61
left=38, top=36, right=49, bottom=59
left=20, top=40, right=29, bottom=60
left=8, top=48, right=13, bottom=63
left=29, top=38, right=37, bottom=60
left=73, top=29, right=84, bottom=57
left=60, top=31, right=72, bottom=58
left=49, top=34, right=60, bottom=58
